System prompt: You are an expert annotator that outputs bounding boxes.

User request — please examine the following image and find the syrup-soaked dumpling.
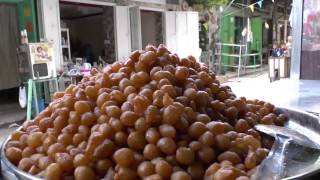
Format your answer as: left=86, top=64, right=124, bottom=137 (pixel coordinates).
left=5, top=44, right=287, bottom=179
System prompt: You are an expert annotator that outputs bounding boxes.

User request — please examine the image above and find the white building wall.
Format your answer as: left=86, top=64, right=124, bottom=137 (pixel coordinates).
left=39, top=0, right=62, bottom=72
left=165, top=11, right=201, bottom=60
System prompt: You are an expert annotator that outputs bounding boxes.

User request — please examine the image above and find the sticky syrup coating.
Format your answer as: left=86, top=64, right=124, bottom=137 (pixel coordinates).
left=6, top=44, right=287, bottom=179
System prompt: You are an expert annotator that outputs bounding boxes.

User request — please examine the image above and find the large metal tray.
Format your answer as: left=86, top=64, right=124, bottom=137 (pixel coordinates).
left=1, top=107, right=320, bottom=180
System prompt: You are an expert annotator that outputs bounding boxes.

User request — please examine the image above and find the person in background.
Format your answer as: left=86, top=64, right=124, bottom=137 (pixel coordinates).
left=286, top=36, right=292, bottom=57
left=271, top=43, right=282, bottom=57
left=280, top=43, right=287, bottom=57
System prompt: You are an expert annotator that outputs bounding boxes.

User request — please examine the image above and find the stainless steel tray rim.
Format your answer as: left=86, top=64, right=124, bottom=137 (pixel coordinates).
left=1, top=127, right=43, bottom=180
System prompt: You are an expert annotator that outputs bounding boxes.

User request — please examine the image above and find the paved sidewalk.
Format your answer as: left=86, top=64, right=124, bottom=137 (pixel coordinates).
left=224, top=72, right=320, bottom=114
left=0, top=102, right=25, bottom=146
left=0, top=102, right=25, bottom=126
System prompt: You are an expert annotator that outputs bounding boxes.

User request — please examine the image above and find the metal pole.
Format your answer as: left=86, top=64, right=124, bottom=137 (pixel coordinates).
left=260, top=53, right=263, bottom=73
left=238, top=45, right=242, bottom=78
left=27, top=79, right=33, bottom=120
left=290, top=0, right=303, bottom=79
left=254, top=54, right=256, bottom=73
left=216, top=12, right=222, bottom=75
left=33, top=81, right=39, bottom=115
left=55, top=77, right=59, bottom=92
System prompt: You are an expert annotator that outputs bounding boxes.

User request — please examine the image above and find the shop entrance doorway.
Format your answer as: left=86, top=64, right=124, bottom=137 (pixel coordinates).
left=59, top=1, right=116, bottom=65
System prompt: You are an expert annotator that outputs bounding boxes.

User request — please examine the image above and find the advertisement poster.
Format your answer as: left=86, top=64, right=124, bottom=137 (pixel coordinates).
left=302, top=0, right=320, bottom=51
left=29, top=43, right=53, bottom=63
left=301, top=0, right=320, bottom=79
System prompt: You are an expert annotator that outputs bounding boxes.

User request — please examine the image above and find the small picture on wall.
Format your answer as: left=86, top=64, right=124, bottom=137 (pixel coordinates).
left=29, top=43, right=53, bottom=63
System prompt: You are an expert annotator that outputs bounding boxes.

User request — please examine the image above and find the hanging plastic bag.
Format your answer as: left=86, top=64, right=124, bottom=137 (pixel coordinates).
left=19, top=85, right=27, bottom=109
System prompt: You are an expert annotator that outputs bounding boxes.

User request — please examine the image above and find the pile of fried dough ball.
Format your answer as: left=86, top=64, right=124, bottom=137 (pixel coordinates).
left=5, top=45, right=287, bottom=180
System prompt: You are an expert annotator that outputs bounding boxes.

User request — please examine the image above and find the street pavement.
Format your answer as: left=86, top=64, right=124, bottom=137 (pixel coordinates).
left=224, top=72, right=320, bottom=114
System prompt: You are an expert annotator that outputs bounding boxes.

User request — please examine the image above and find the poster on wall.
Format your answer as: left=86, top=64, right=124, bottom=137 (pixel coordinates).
left=27, top=42, right=56, bottom=79
left=29, top=43, right=53, bottom=63
left=302, top=0, right=320, bottom=51
left=301, top=0, right=320, bottom=80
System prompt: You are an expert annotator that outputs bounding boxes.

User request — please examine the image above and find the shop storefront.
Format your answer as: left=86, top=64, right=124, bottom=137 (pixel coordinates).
left=291, top=0, right=320, bottom=80
left=37, top=0, right=200, bottom=72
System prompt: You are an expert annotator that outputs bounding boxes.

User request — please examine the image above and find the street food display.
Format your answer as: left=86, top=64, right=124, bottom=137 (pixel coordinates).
left=4, top=45, right=287, bottom=180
